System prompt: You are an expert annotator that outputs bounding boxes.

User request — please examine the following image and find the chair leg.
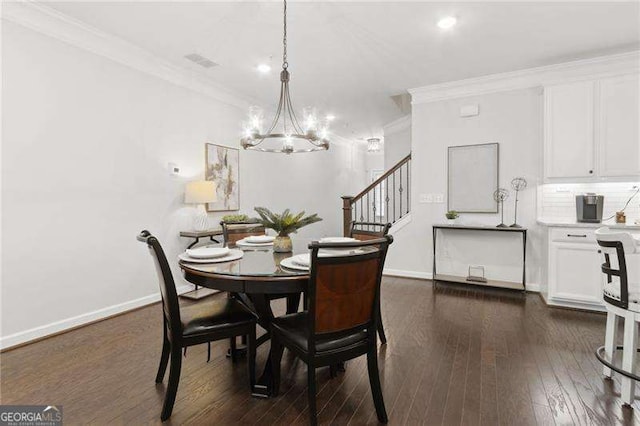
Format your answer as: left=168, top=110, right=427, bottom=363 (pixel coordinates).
left=367, top=347, right=388, bottom=423
left=155, top=327, right=170, bottom=383
left=603, top=311, right=619, bottom=378
left=207, top=342, right=211, bottom=363
left=622, top=317, right=638, bottom=406
left=230, top=336, right=238, bottom=363
left=377, top=312, right=388, bottom=345
left=308, top=365, right=317, bottom=426
left=160, top=346, right=183, bottom=421
left=270, top=335, right=284, bottom=396
left=248, top=328, right=256, bottom=392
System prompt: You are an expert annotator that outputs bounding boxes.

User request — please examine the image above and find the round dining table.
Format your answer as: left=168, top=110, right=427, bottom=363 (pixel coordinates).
left=179, top=245, right=310, bottom=398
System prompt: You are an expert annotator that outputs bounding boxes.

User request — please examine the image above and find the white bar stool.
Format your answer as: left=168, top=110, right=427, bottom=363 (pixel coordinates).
left=595, top=227, right=640, bottom=406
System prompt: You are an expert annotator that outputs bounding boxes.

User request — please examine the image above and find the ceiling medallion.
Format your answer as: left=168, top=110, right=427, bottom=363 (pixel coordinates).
left=240, top=0, right=329, bottom=154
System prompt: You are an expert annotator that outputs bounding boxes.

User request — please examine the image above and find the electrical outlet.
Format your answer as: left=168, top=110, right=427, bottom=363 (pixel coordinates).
left=419, top=194, right=429, bottom=203
left=434, top=194, right=445, bottom=203
left=426, top=194, right=434, bottom=203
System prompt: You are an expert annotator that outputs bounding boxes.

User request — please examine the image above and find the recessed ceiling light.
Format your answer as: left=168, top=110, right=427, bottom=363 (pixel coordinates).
left=437, top=16, right=457, bottom=29
left=326, top=114, right=336, bottom=121
left=256, top=64, right=271, bottom=73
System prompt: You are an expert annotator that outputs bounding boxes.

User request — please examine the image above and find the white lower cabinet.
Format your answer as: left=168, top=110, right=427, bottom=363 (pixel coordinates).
left=548, top=241, right=604, bottom=310
left=544, top=226, right=640, bottom=312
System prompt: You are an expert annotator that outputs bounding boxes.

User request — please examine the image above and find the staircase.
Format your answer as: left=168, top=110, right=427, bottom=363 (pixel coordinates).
left=341, top=153, right=412, bottom=236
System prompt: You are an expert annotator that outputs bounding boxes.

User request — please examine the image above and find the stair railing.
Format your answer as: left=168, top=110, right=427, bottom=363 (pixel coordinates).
left=341, top=153, right=411, bottom=236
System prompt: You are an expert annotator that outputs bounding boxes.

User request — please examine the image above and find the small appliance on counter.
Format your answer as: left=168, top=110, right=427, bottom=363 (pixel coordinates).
left=576, top=193, right=604, bottom=223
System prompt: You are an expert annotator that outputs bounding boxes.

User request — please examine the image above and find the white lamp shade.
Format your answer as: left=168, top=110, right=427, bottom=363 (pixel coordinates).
left=185, top=181, right=217, bottom=204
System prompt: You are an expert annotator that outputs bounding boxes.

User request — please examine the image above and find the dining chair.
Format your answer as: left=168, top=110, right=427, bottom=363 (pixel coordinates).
left=349, top=221, right=392, bottom=344
left=270, top=236, right=393, bottom=425
left=595, top=227, right=640, bottom=406
left=137, top=230, right=257, bottom=421
left=349, top=221, right=392, bottom=241
left=220, top=221, right=266, bottom=247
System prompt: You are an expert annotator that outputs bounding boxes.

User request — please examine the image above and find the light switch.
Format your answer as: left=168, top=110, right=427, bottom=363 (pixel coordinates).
left=434, top=194, right=445, bottom=203
left=419, top=194, right=431, bottom=203
left=426, top=194, right=434, bottom=203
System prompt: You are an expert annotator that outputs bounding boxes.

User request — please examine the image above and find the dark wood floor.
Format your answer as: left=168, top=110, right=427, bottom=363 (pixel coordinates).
left=1, top=277, right=638, bottom=425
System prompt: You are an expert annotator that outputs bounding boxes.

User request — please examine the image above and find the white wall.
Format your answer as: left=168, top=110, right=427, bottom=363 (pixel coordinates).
left=365, top=151, right=384, bottom=179
left=383, top=116, right=411, bottom=169
left=386, top=88, right=543, bottom=287
left=0, top=21, right=366, bottom=347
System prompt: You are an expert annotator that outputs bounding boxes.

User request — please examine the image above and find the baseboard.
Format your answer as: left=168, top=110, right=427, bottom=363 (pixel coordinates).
left=383, top=268, right=541, bottom=292
left=545, top=296, right=606, bottom=313
left=0, top=284, right=192, bottom=351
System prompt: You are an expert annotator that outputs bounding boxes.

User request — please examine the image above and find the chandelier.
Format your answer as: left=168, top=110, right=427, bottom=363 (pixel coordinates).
left=240, top=0, right=329, bottom=154
left=367, top=138, right=381, bottom=152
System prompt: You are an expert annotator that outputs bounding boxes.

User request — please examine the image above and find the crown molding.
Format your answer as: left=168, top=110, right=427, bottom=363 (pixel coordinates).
left=410, top=50, right=640, bottom=104
left=1, top=1, right=258, bottom=110
left=382, top=115, right=411, bottom=136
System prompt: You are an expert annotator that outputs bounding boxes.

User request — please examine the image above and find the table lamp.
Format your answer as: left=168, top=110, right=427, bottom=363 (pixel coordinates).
left=185, top=181, right=217, bottom=231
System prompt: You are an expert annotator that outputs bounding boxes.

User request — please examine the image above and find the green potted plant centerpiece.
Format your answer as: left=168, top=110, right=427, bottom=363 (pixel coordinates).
left=221, top=214, right=257, bottom=223
left=445, top=210, right=459, bottom=224
left=254, top=207, right=322, bottom=253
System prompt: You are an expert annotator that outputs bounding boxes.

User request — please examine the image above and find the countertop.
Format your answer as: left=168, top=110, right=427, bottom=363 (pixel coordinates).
left=537, top=218, right=640, bottom=230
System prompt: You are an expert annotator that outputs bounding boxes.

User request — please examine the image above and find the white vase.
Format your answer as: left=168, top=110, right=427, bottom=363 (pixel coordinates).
left=446, top=218, right=457, bottom=225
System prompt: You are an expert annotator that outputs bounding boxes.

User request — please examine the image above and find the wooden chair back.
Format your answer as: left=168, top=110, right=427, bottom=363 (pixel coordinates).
left=349, top=222, right=391, bottom=241
left=220, top=221, right=266, bottom=246
left=307, top=236, right=393, bottom=351
left=137, top=230, right=182, bottom=339
left=595, top=227, right=637, bottom=310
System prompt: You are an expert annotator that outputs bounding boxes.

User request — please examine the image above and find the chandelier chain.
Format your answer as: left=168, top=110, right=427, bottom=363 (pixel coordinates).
left=282, top=0, right=288, bottom=69
left=240, top=0, right=329, bottom=153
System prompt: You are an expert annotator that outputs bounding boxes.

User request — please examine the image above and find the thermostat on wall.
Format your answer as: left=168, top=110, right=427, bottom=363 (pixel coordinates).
left=168, top=162, right=180, bottom=176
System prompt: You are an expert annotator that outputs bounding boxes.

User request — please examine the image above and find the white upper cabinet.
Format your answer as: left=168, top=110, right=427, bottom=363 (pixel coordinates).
left=544, top=73, right=640, bottom=180
left=544, top=81, right=595, bottom=178
left=598, top=74, right=640, bottom=177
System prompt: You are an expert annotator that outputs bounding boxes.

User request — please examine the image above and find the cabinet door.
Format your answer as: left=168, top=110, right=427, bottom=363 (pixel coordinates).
left=544, top=81, right=595, bottom=178
left=549, top=242, right=602, bottom=306
left=598, top=74, right=640, bottom=177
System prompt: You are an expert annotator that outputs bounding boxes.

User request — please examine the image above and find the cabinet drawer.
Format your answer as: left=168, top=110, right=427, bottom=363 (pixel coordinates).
left=550, top=227, right=596, bottom=243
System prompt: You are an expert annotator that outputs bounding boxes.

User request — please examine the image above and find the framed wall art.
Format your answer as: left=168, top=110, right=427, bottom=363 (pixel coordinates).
left=205, top=143, right=239, bottom=211
left=447, top=142, right=499, bottom=213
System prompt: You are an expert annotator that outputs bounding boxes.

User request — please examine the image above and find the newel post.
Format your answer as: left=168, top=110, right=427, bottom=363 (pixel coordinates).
left=341, top=196, right=354, bottom=237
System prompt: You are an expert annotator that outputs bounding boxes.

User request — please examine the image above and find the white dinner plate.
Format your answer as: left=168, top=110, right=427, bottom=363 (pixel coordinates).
left=236, top=239, right=274, bottom=247
left=179, top=249, right=244, bottom=264
left=185, top=247, right=230, bottom=259
left=319, top=237, right=358, bottom=243
left=291, top=254, right=311, bottom=267
left=245, top=235, right=275, bottom=243
left=280, top=256, right=309, bottom=271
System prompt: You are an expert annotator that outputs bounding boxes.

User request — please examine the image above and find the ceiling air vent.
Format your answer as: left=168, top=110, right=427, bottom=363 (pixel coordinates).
left=184, top=53, right=218, bottom=69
